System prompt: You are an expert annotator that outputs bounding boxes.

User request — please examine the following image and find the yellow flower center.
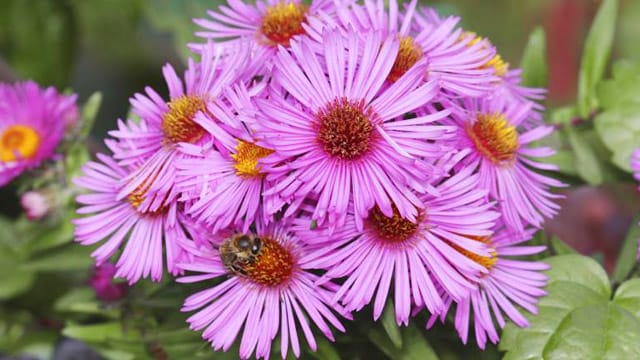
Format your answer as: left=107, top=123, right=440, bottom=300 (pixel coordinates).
left=161, top=95, right=207, bottom=144
left=368, top=205, right=422, bottom=244
left=259, top=1, right=308, bottom=47
left=231, top=141, right=274, bottom=178
left=450, top=235, right=498, bottom=272
left=463, top=32, right=509, bottom=77
left=467, top=113, right=519, bottom=165
left=316, top=98, right=376, bottom=160
left=243, top=236, right=294, bottom=286
left=387, top=36, right=423, bottom=83
left=0, top=125, right=41, bottom=162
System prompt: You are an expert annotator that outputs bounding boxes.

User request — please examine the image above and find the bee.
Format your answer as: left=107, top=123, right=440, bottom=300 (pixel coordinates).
left=220, top=234, right=263, bottom=276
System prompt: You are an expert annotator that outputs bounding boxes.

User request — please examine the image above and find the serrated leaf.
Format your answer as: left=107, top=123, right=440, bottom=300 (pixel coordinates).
left=613, top=215, right=640, bottom=282
left=577, top=0, right=618, bottom=117
left=594, top=103, right=640, bottom=172
left=566, top=127, right=604, bottom=185
left=520, top=27, right=547, bottom=88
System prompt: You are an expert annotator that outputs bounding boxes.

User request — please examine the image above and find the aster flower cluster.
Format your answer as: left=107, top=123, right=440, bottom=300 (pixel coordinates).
left=73, top=1, right=563, bottom=358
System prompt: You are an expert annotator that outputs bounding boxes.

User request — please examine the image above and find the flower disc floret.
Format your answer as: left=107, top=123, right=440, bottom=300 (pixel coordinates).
left=0, top=125, right=41, bottom=161
left=161, top=95, right=208, bottom=144
left=316, top=98, right=376, bottom=160
left=260, top=2, right=308, bottom=47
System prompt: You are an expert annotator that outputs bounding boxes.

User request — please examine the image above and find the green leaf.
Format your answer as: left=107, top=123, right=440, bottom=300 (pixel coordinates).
left=550, top=236, right=577, bottom=255
left=307, top=338, right=341, bottom=360
left=62, top=322, right=123, bottom=343
left=381, top=300, right=403, bottom=349
left=0, top=243, right=35, bottom=300
left=566, top=127, right=604, bottom=185
left=369, top=326, right=438, bottom=360
left=594, top=103, right=640, bottom=172
left=614, top=279, right=640, bottom=319
left=520, top=27, right=547, bottom=88
left=22, top=244, right=94, bottom=272
left=613, top=214, right=640, bottom=282
left=501, top=255, right=640, bottom=359
left=597, top=61, right=640, bottom=110
left=79, top=92, right=103, bottom=139
left=577, top=0, right=618, bottom=118
left=542, top=303, right=640, bottom=359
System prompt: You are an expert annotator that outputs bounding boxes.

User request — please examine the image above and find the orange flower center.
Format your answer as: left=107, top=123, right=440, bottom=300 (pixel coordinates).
left=259, top=2, right=308, bottom=47
left=0, top=125, right=41, bottom=162
left=161, top=95, right=207, bottom=144
left=462, top=32, right=509, bottom=77
left=316, top=98, right=376, bottom=160
left=387, top=36, right=423, bottom=83
left=368, top=205, right=422, bottom=243
left=127, top=174, right=169, bottom=216
left=450, top=235, right=498, bottom=272
left=467, top=113, right=519, bottom=165
left=243, top=236, right=295, bottom=286
left=231, top=140, right=274, bottom=178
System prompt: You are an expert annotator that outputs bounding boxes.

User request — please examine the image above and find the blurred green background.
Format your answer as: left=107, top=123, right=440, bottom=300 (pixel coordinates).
left=1, top=0, right=640, bottom=138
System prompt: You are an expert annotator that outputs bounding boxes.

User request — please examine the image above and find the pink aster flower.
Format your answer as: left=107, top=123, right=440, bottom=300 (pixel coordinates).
left=427, top=226, right=549, bottom=349
left=73, top=153, right=194, bottom=284
left=108, top=43, right=251, bottom=213
left=256, top=29, right=454, bottom=229
left=193, top=1, right=345, bottom=53
left=178, top=221, right=349, bottom=360
left=176, top=83, right=278, bottom=232
left=308, top=0, right=497, bottom=96
left=0, top=81, right=77, bottom=186
left=445, top=96, right=564, bottom=232
left=301, top=164, right=500, bottom=324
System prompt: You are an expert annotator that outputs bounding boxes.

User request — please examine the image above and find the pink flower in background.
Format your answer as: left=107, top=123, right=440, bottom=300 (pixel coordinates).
left=89, top=263, right=128, bottom=302
left=20, top=190, right=50, bottom=220
left=178, top=221, right=349, bottom=360
left=445, top=96, right=565, bottom=233
left=257, top=29, right=453, bottom=230
left=301, top=165, right=499, bottom=324
left=0, top=81, right=77, bottom=186
left=632, top=148, right=640, bottom=190
left=428, top=226, right=549, bottom=349
left=73, top=153, right=195, bottom=284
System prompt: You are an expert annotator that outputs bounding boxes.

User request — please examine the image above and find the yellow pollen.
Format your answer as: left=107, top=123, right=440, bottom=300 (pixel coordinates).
left=388, top=36, right=423, bottom=83
left=0, top=125, right=41, bottom=162
left=243, top=236, right=294, bottom=286
left=161, top=95, right=207, bottom=144
left=259, top=2, right=308, bottom=47
left=462, top=31, right=509, bottom=77
left=467, top=113, right=519, bottom=165
left=368, top=205, right=422, bottom=243
left=450, top=235, right=498, bottom=271
left=231, top=141, right=274, bottom=178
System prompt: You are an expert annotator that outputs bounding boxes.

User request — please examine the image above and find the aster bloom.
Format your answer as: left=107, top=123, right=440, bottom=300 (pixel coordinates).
left=178, top=221, right=348, bottom=359
left=193, top=0, right=344, bottom=54
left=427, top=226, right=549, bottom=349
left=0, top=81, right=77, bottom=186
left=73, top=153, right=194, bottom=284
left=301, top=165, right=499, bottom=324
left=257, top=29, right=454, bottom=229
left=312, top=0, right=497, bottom=96
left=108, top=43, right=250, bottom=213
left=446, top=96, right=564, bottom=232
left=176, top=83, right=278, bottom=232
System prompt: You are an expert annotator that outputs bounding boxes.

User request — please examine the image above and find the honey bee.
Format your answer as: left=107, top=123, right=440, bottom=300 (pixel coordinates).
left=220, top=233, right=263, bottom=276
